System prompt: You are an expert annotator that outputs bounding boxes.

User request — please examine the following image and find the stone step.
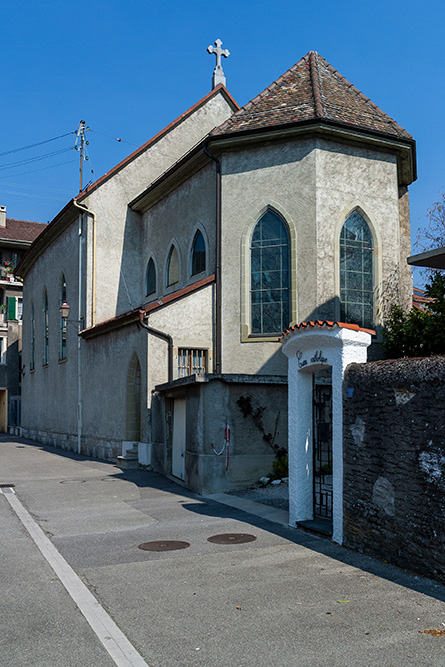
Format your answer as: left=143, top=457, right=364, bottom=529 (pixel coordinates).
left=116, top=455, right=139, bottom=470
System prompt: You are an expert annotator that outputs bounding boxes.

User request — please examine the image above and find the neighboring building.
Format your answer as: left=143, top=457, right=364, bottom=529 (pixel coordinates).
left=18, top=52, right=416, bottom=494
left=0, top=206, right=46, bottom=431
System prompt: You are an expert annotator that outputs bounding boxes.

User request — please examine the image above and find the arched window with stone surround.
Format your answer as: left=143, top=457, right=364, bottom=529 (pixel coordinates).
left=166, top=245, right=179, bottom=287
left=339, top=211, right=374, bottom=328
left=250, top=209, right=290, bottom=335
left=30, top=302, right=35, bottom=371
left=42, top=289, right=49, bottom=365
left=191, top=229, right=206, bottom=276
left=59, top=274, right=67, bottom=360
left=146, top=258, right=156, bottom=297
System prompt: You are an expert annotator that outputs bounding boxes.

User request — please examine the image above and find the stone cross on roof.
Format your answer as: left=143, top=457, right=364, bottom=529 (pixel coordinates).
left=207, top=39, right=230, bottom=89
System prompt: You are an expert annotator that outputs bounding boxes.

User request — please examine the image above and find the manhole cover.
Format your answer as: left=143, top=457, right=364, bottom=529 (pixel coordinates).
left=207, top=533, right=257, bottom=545
left=60, top=479, right=86, bottom=484
left=138, top=540, right=190, bottom=552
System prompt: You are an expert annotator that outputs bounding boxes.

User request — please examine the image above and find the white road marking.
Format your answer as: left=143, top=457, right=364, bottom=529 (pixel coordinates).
left=1, top=487, right=149, bottom=667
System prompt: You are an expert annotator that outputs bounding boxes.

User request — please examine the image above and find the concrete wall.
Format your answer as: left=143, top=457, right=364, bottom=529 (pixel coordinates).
left=343, top=356, right=445, bottom=580
left=153, top=376, right=288, bottom=495
left=22, top=221, right=80, bottom=438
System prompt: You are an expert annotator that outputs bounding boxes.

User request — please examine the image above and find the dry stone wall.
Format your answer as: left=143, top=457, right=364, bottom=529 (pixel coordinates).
left=343, top=356, right=445, bottom=580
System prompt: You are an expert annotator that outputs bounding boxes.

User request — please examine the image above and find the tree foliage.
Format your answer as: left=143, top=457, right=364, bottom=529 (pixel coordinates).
left=416, top=191, right=445, bottom=253
left=383, top=273, right=445, bottom=358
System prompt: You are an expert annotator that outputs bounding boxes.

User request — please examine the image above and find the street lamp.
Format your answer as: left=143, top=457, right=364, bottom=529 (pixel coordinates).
left=58, top=300, right=82, bottom=455
left=59, top=301, right=70, bottom=320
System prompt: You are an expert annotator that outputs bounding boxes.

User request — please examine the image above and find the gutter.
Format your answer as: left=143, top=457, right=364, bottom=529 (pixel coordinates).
left=138, top=310, right=173, bottom=383
left=203, top=145, right=222, bottom=374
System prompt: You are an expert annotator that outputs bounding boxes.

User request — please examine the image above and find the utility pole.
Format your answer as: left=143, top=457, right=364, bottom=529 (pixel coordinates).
left=73, top=120, right=88, bottom=192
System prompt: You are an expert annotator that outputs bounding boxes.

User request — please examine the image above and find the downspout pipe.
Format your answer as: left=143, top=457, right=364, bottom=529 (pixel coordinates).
left=71, top=199, right=97, bottom=455
left=139, top=310, right=173, bottom=383
left=203, top=144, right=222, bottom=374
left=73, top=200, right=97, bottom=326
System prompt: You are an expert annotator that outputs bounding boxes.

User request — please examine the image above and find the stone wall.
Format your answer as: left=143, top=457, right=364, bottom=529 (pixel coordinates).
left=343, top=356, right=445, bottom=580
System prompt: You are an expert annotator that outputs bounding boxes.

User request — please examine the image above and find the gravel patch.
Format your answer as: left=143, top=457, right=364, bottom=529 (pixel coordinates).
left=228, top=481, right=289, bottom=511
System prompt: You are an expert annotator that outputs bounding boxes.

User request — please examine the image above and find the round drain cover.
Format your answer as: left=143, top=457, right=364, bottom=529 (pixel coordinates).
left=138, top=540, right=190, bottom=552
left=207, top=533, right=257, bottom=545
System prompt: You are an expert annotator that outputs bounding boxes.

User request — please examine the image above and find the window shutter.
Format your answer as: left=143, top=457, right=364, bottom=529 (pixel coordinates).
left=7, top=297, right=16, bottom=320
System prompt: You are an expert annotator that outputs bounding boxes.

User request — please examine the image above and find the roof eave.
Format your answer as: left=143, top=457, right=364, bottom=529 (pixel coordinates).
left=208, top=118, right=417, bottom=185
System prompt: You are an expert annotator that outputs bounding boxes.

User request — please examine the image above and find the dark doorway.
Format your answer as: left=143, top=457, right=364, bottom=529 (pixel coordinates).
left=313, top=369, right=333, bottom=529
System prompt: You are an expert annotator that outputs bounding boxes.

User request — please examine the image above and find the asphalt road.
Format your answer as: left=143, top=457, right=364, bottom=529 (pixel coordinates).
left=0, top=435, right=444, bottom=666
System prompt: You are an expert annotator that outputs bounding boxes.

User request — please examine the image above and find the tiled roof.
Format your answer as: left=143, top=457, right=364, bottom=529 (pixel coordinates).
left=281, top=320, right=376, bottom=340
left=1, top=218, right=46, bottom=243
left=212, top=52, right=411, bottom=140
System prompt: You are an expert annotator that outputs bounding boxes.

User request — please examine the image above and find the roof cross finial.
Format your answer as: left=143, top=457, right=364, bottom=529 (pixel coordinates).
left=207, top=39, right=230, bottom=89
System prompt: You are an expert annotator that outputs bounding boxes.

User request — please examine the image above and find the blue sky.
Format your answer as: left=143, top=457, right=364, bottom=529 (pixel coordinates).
left=1, top=0, right=444, bottom=262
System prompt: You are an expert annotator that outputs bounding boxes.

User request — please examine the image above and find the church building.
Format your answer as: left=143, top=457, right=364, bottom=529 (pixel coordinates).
left=18, top=51, right=415, bottom=496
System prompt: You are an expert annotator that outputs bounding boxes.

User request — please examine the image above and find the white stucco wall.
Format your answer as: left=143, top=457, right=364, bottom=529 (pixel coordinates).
left=81, top=93, right=234, bottom=324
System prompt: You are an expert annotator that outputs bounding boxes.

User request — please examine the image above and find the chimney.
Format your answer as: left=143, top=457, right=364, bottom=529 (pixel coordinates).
left=0, top=206, right=6, bottom=227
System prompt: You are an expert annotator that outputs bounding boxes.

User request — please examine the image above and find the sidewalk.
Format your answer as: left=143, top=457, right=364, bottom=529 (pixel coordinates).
left=1, top=436, right=444, bottom=667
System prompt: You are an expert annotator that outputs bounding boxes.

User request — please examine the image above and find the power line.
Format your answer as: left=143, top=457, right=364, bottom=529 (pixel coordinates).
left=0, top=158, right=77, bottom=179
left=0, top=132, right=75, bottom=158
left=89, top=128, right=138, bottom=147
left=0, top=147, right=73, bottom=172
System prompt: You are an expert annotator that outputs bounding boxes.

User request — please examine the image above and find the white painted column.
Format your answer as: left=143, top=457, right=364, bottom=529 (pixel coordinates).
left=282, top=324, right=373, bottom=544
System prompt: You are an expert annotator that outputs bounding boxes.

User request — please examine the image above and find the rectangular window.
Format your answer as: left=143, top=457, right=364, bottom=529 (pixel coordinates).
left=177, top=348, right=207, bottom=378
left=0, top=337, right=5, bottom=363
left=17, top=298, right=23, bottom=321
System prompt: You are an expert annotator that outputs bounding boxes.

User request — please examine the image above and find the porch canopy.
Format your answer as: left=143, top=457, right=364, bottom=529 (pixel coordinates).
left=281, top=321, right=374, bottom=544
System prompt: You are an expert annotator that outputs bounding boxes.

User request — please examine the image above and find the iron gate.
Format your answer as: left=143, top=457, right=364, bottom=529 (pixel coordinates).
left=313, top=380, right=333, bottom=520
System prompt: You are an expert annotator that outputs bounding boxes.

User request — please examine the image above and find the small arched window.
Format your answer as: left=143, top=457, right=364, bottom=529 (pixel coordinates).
left=191, top=230, right=206, bottom=276
left=59, top=275, right=67, bottom=360
left=146, top=258, right=156, bottom=297
left=30, top=302, right=35, bottom=371
left=250, top=210, right=290, bottom=335
left=43, top=290, right=49, bottom=365
left=340, top=211, right=374, bottom=328
left=166, top=245, right=179, bottom=287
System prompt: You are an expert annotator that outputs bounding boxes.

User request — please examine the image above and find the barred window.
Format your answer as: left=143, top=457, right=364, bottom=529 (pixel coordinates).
left=340, top=211, right=374, bottom=328
left=177, top=348, right=207, bottom=378
left=251, top=210, right=290, bottom=334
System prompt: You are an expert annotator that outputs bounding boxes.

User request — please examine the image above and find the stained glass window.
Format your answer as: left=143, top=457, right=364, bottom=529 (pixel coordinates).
left=191, top=230, right=206, bottom=276
left=250, top=210, right=290, bottom=335
left=166, top=245, right=179, bottom=286
left=340, top=211, right=374, bottom=328
left=146, top=258, right=156, bottom=296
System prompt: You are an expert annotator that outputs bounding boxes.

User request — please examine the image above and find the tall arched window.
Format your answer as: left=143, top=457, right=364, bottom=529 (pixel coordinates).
left=340, top=211, right=374, bottom=328
left=43, top=290, right=48, bottom=365
left=146, top=258, right=156, bottom=297
left=166, top=245, right=179, bottom=287
left=30, top=302, right=35, bottom=371
left=191, top=230, right=206, bottom=276
left=250, top=210, right=290, bottom=335
left=59, top=275, right=67, bottom=360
